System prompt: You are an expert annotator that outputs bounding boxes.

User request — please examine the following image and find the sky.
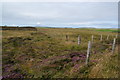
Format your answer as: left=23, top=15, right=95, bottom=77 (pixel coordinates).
left=1, top=2, right=118, bottom=28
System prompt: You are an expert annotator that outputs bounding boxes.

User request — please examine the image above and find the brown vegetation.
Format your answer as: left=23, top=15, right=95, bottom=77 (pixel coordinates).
left=1, top=26, right=37, bottom=31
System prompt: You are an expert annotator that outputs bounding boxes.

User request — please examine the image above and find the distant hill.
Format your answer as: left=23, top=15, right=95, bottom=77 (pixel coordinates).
left=2, top=26, right=37, bottom=31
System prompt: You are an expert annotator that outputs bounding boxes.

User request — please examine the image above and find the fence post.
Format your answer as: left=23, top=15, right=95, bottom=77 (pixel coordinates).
left=100, top=34, right=102, bottom=41
left=85, top=41, right=91, bottom=66
left=78, top=35, right=81, bottom=45
left=112, top=38, right=116, bottom=53
left=107, top=35, right=109, bottom=40
left=66, top=35, right=69, bottom=41
left=91, top=35, right=94, bottom=43
left=91, top=35, right=93, bottom=48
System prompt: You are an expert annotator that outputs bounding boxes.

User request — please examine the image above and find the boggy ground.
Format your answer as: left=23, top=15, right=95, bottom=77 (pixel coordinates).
left=2, top=28, right=119, bottom=78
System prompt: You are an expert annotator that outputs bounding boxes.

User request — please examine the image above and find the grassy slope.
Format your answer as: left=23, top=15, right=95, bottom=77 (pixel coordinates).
left=2, top=28, right=118, bottom=78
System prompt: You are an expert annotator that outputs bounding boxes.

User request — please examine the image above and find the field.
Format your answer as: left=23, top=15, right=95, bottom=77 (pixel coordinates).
left=2, top=28, right=119, bottom=78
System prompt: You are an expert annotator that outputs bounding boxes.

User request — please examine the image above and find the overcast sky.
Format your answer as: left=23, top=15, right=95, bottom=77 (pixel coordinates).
left=1, top=2, right=118, bottom=28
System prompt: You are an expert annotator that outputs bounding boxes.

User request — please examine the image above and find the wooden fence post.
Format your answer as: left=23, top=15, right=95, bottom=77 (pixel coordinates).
left=112, top=38, right=116, bottom=53
left=100, top=34, right=103, bottom=41
left=66, top=35, right=69, bottom=41
left=78, top=35, right=81, bottom=45
left=86, top=41, right=91, bottom=65
left=91, top=35, right=94, bottom=43
left=107, top=35, right=109, bottom=40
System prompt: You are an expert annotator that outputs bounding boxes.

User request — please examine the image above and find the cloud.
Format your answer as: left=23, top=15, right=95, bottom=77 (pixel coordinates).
left=1, top=0, right=119, bottom=2
left=36, top=22, right=41, bottom=25
left=1, top=2, right=118, bottom=28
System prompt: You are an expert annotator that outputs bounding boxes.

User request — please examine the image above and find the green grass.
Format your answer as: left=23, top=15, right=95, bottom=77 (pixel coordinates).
left=2, top=28, right=119, bottom=78
left=95, top=29, right=119, bottom=33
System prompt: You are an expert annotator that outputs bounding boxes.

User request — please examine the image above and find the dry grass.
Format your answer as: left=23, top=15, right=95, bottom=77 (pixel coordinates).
left=2, top=27, right=118, bottom=78
left=89, top=47, right=118, bottom=78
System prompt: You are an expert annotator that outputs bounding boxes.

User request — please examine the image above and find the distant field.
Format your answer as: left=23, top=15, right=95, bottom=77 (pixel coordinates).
left=2, top=27, right=119, bottom=78
left=95, top=29, right=119, bottom=33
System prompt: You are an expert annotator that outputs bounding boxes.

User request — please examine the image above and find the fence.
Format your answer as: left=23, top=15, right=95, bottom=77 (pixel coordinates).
left=65, top=34, right=118, bottom=66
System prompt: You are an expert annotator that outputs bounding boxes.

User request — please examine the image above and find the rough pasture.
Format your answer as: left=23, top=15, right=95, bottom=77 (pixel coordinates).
left=2, top=27, right=119, bottom=78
